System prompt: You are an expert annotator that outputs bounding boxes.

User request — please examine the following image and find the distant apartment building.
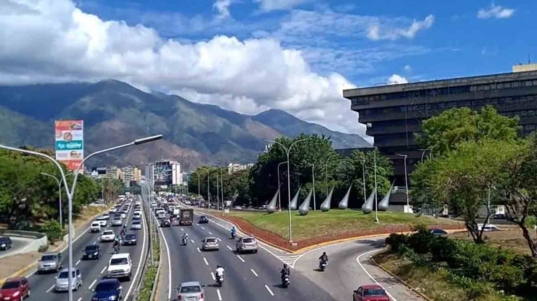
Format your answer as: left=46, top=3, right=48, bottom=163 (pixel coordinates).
left=121, top=166, right=142, bottom=187
left=105, top=166, right=123, bottom=181
left=228, top=163, right=254, bottom=175
left=145, top=160, right=183, bottom=187
left=343, top=64, right=537, bottom=188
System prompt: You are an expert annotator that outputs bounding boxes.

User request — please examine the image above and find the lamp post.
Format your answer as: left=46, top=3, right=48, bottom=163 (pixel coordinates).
left=373, top=148, right=379, bottom=223
left=40, top=172, right=63, bottom=228
left=419, top=147, right=433, bottom=163
left=308, top=163, right=316, bottom=210
left=277, top=161, right=288, bottom=211
left=0, top=134, right=162, bottom=301
left=359, top=160, right=366, bottom=206
left=324, top=154, right=338, bottom=195
left=266, top=139, right=309, bottom=243
left=397, top=154, right=410, bottom=210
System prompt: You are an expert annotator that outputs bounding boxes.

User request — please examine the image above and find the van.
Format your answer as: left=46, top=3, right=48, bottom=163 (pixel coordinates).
left=107, top=253, right=132, bottom=280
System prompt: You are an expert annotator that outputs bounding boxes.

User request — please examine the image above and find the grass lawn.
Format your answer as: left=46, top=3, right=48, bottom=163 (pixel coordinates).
left=226, top=210, right=462, bottom=241
left=449, top=228, right=537, bottom=256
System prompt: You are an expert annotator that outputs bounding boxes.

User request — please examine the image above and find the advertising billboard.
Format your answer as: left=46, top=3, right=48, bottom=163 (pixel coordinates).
left=154, top=161, right=173, bottom=186
left=55, top=120, right=84, bottom=171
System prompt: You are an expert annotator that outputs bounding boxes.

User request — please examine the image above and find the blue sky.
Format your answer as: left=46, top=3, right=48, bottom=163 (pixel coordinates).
left=2, top=0, right=535, bottom=136
left=78, top=0, right=536, bottom=86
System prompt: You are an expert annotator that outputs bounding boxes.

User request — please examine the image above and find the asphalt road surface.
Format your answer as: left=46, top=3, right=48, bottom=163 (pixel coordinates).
left=25, top=196, right=147, bottom=301
left=160, top=209, right=338, bottom=301
left=0, top=237, right=34, bottom=259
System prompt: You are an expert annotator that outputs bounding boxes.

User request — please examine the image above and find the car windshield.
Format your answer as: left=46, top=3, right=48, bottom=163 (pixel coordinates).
left=41, top=255, right=56, bottom=261
left=243, top=238, right=255, bottom=243
left=206, top=238, right=217, bottom=243
left=95, top=282, right=117, bottom=292
left=364, top=289, right=387, bottom=296
left=133, top=221, right=141, bottom=224
left=181, top=285, right=201, bottom=293
left=58, top=271, right=76, bottom=278
left=0, top=237, right=9, bottom=242
left=1, top=281, right=20, bottom=289
left=126, top=235, right=136, bottom=239
left=85, top=246, right=98, bottom=251
left=111, top=258, right=128, bottom=265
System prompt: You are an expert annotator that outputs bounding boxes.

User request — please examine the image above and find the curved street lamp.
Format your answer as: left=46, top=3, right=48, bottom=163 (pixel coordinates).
left=0, top=134, right=162, bottom=301
left=40, top=172, right=64, bottom=228
left=324, top=153, right=338, bottom=195
left=276, top=161, right=288, bottom=211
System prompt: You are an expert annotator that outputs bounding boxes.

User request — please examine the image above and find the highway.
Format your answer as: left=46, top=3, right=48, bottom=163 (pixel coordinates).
left=159, top=208, right=337, bottom=301
left=25, top=196, right=147, bottom=301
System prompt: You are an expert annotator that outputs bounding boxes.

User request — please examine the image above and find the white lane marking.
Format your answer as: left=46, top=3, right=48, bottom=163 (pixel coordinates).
left=46, top=285, right=55, bottom=293
left=201, top=226, right=205, bottom=230
left=226, top=245, right=232, bottom=251
left=356, top=249, right=398, bottom=301
left=203, top=257, right=209, bottom=266
left=181, top=228, right=184, bottom=231
left=77, top=298, right=82, bottom=301
left=191, top=239, right=195, bottom=244
left=88, top=279, right=97, bottom=290
left=100, top=266, right=107, bottom=274
left=148, top=202, right=172, bottom=301
left=93, top=241, right=97, bottom=245
left=251, top=269, right=258, bottom=277
left=217, top=288, right=223, bottom=301
left=265, top=285, right=274, bottom=296
left=211, top=272, right=216, bottom=281
left=197, top=247, right=201, bottom=253
left=208, top=231, right=213, bottom=235
left=75, top=259, right=81, bottom=265
left=217, top=238, right=222, bottom=242
left=237, top=255, right=245, bottom=263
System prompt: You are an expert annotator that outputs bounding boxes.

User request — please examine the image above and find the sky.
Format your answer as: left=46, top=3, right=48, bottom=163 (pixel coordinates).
left=1, top=0, right=536, bottom=137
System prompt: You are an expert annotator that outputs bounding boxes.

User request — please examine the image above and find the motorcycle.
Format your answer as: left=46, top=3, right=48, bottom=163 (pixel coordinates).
left=282, top=274, right=290, bottom=288
left=182, top=237, right=188, bottom=246
left=114, top=244, right=120, bottom=254
left=216, top=274, right=224, bottom=287
left=231, top=231, right=236, bottom=239
left=319, top=260, right=327, bottom=271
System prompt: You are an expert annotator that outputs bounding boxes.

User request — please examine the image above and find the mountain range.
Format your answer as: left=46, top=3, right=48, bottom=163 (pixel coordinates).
left=0, top=80, right=370, bottom=170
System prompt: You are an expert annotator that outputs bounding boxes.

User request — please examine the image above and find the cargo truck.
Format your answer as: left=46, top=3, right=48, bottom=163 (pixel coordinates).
left=179, top=209, right=194, bottom=226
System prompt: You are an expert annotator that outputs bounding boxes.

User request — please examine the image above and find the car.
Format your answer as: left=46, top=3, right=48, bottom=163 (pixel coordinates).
left=198, top=216, right=209, bottom=224
left=353, top=285, right=390, bottom=301
left=177, top=281, right=205, bottom=301
left=160, top=219, right=171, bottom=227
left=82, top=245, right=101, bottom=260
left=133, top=213, right=141, bottom=220
left=90, top=222, right=102, bottom=233
left=430, top=229, right=448, bottom=236
left=201, top=237, right=219, bottom=251
left=0, top=277, right=30, bottom=300
left=478, top=224, right=501, bottom=232
left=101, top=214, right=110, bottom=220
left=96, top=216, right=108, bottom=227
left=236, top=237, right=258, bottom=254
left=120, top=212, right=127, bottom=219
left=0, top=236, right=13, bottom=250
left=100, top=230, right=116, bottom=242
left=107, top=253, right=132, bottom=280
left=55, top=268, right=82, bottom=292
left=91, top=279, right=122, bottom=301
left=123, top=234, right=137, bottom=246
left=131, top=220, right=142, bottom=230
left=109, top=207, right=117, bottom=214
left=111, top=217, right=123, bottom=226
left=37, top=253, right=62, bottom=273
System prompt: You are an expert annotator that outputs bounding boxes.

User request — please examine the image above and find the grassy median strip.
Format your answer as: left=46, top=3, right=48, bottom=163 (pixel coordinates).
left=138, top=220, right=161, bottom=301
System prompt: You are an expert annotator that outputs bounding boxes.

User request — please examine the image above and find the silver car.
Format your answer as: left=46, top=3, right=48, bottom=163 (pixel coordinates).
left=236, top=237, right=258, bottom=254
left=201, top=237, right=219, bottom=251
left=111, top=217, right=123, bottom=226
left=177, top=281, right=205, bottom=301
left=38, top=253, right=62, bottom=273
left=55, top=268, right=82, bottom=292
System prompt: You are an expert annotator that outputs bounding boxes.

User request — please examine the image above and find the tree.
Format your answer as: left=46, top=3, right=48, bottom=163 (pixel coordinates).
left=415, top=106, right=520, bottom=157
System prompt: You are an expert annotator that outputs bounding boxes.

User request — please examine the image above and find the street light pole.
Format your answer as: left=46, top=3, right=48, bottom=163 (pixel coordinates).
left=324, top=154, right=338, bottom=195
left=266, top=139, right=309, bottom=243
left=373, top=148, right=379, bottom=223
left=220, top=168, right=224, bottom=211
left=0, top=134, right=162, bottom=301
left=360, top=160, right=366, bottom=207
left=397, top=154, right=410, bottom=210
left=277, top=161, right=288, bottom=211
left=420, top=147, right=433, bottom=163
left=40, top=172, right=63, bottom=228
left=309, top=163, right=316, bottom=211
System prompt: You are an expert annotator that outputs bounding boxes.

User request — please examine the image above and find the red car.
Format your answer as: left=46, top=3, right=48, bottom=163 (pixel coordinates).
left=0, top=277, right=30, bottom=301
left=353, top=284, right=389, bottom=301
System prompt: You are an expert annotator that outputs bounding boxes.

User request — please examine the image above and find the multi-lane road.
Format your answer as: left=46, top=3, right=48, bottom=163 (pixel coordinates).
left=25, top=196, right=147, bottom=301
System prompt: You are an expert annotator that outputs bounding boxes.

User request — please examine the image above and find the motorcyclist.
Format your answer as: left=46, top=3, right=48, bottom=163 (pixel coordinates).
left=120, top=227, right=126, bottom=237
left=113, top=235, right=121, bottom=251
left=280, top=264, right=290, bottom=282
left=319, top=252, right=328, bottom=263
left=181, top=233, right=189, bottom=244
left=215, top=265, right=225, bottom=282
left=231, top=226, right=237, bottom=237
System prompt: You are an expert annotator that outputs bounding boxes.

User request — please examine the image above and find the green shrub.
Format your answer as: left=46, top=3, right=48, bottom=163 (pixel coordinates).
left=385, top=233, right=408, bottom=252
left=407, top=225, right=434, bottom=254
left=430, top=236, right=457, bottom=262
left=41, top=220, right=64, bottom=243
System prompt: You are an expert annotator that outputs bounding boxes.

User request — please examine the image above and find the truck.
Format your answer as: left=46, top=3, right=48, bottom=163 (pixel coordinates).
left=179, top=209, right=194, bottom=226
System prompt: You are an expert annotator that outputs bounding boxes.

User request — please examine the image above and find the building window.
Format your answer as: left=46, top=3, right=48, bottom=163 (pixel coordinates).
left=525, top=80, right=533, bottom=87
left=504, top=82, right=511, bottom=88
left=512, top=81, right=520, bottom=88
left=497, top=83, right=504, bottom=89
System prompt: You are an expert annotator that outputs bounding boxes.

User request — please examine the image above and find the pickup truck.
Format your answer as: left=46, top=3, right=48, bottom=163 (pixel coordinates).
left=179, top=209, right=194, bottom=226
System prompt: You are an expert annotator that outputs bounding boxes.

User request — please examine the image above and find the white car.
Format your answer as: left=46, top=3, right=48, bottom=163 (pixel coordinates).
left=107, top=253, right=132, bottom=280
left=101, top=214, right=110, bottom=219
left=109, top=207, right=117, bottom=213
left=100, top=230, right=115, bottom=242
left=90, top=222, right=101, bottom=233
left=131, top=220, right=142, bottom=230
left=111, top=217, right=123, bottom=226
left=478, top=224, right=501, bottom=232
left=133, top=213, right=142, bottom=220
left=96, top=216, right=108, bottom=227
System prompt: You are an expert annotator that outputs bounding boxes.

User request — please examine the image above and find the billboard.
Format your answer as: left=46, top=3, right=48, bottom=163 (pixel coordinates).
left=154, top=161, right=173, bottom=186
left=55, top=120, right=84, bottom=171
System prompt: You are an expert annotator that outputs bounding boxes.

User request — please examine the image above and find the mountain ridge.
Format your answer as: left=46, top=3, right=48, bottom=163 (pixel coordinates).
left=0, top=80, right=370, bottom=170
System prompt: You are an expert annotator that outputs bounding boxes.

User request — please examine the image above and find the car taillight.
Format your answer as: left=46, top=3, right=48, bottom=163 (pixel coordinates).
left=200, top=293, right=204, bottom=299
left=177, top=295, right=181, bottom=300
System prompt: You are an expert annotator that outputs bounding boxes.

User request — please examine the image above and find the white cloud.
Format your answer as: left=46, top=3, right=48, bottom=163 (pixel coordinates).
left=0, top=0, right=365, bottom=136
left=403, top=65, right=412, bottom=72
left=254, top=0, right=313, bottom=11
left=387, top=74, right=408, bottom=85
left=213, top=0, right=232, bottom=19
left=367, top=15, right=434, bottom=41
left=477, top=3, right=515, bottom=19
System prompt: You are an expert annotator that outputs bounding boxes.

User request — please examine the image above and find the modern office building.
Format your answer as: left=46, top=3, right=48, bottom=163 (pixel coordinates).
left=145, top=160, right=183, bottom=187
left=121, top=166, right=142, bottom=187
left=344, top=64, right=537, bottom=188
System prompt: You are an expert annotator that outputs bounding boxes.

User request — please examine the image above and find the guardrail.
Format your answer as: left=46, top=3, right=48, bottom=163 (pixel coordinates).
left=0, top=230, right=46, bottom=239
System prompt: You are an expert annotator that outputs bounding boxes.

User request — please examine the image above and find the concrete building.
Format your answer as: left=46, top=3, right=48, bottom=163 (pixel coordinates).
left=121, top=166, right=142, bottom=187
left=227, top=163, right=254, bottom=175
left=344, top=64, right=537, bottom=188
left=105, top=166, right=123, bottom=181
left=146, top=160, right=182, bottom=187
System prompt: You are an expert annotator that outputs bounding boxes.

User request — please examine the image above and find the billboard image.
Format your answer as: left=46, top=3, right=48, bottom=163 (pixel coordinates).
left=154, top=161, right=173, bottom=186
left=55, top=120, right=84, bottom=171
